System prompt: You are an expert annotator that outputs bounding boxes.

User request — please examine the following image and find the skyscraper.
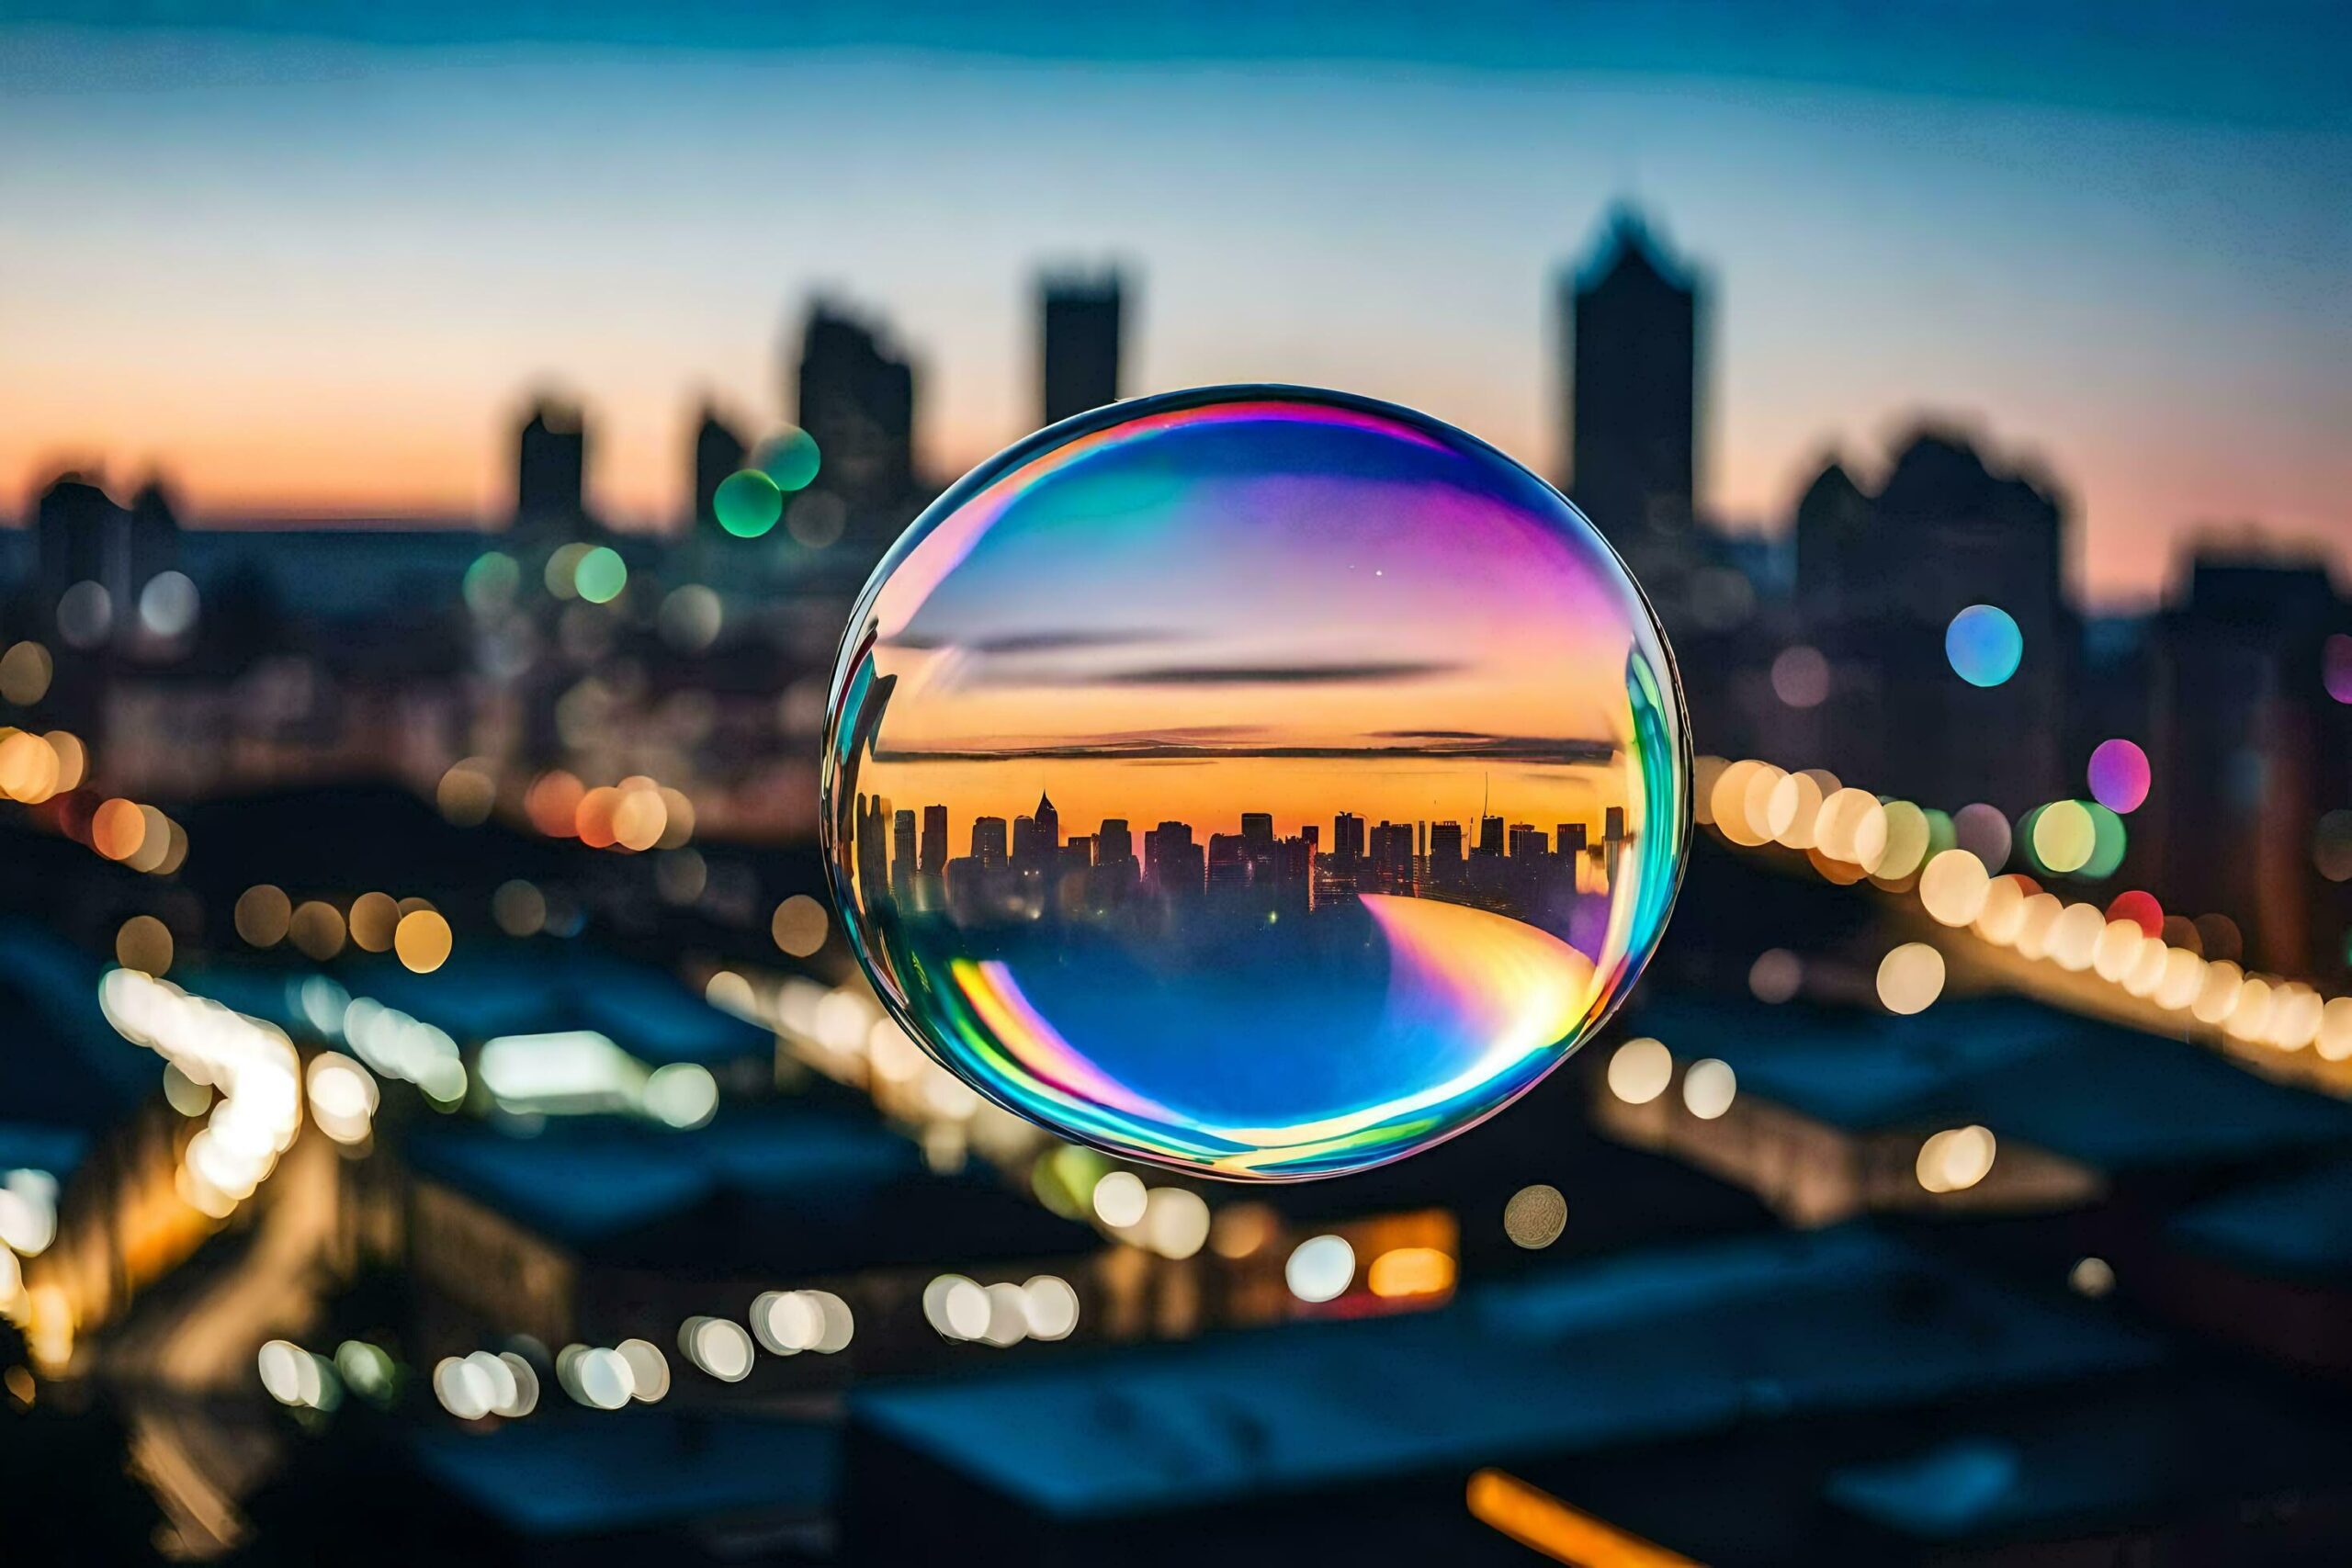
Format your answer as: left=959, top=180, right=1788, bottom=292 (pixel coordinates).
left=1013, top=790, right=1060, bottom=867
left=1145, top=821, right=1202, bottom=894
left=693, top=403, right=748, bottom=532
left=793, top=299, right=916, bottom=513
left=1096, top=818, right=1134, bottom=864
left=971, top=817, right=1010, bottom=869
left=34, top=472, right=118, bottom=604
left=125, top=477, right=180, bottom=604
left=1039, top=268, right=1124, bottom=427
left=920, top=805, right=950, bottom=874
left=516, top=396, right=589, bottom=531
left=1563, top=209, right=1700, bottom=553
left=891, top=809, right=917, bottom=893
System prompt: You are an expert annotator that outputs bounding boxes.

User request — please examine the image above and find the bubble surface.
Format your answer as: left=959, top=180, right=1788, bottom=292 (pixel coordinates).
left=822, top=387, right=1689, bottom=1179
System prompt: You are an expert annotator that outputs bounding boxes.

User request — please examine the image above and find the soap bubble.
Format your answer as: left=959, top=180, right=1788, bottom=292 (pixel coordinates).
left=821, top=387, right=1689, bottom=1179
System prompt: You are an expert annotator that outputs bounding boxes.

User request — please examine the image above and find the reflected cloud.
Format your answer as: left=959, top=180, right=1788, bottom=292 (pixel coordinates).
left=874, top=733, right=1616, bottom=765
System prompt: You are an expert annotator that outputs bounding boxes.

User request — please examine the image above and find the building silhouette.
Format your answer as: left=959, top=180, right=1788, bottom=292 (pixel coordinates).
left=34, top=473, right=118, bottom=604
left=1038, top=268, right=1124, bottom=427
left=1792, top=425, right=2073, bottom=810
left=515, top=396, right=589, bottom=532
left=792, top=299, right=916, bottom=514
left=1563, top=209, right=1701, bottom=560
left=2147, top=548, right=2351, bottom=976
left=919, top=805, right=949, bottom=875
left=692, top=403, right=748, bottom=532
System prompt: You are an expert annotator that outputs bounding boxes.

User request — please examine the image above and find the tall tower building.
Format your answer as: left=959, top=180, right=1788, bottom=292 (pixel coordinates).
left=125, top=478, right=181, bottom=598
left=1039, top=268, right=1124, bottom=427
left=516, top=397, right=589, bottom=531
left=1562, top=209, right=1701, bottom=552
left=34, top=473, right=119, bottom=603
left=792, top=299, right=916, bottom=513
left=693, top=404, right=748, bottom=532
left=920, top=805, right=950, bottom=874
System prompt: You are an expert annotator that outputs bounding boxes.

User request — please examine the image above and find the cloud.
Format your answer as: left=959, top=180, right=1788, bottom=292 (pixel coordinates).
left=1092, top=659, right=1464, bottom=686
left=884, top=628, right=1174, bottom=655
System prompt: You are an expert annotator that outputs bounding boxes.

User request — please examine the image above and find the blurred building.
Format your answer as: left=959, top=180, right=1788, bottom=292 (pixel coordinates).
left=842, top=1227, right=2300, bottom=1566
left=1562, top=209, right=1701, bottom=569
left=2144, top=547, right=2352, bottom=977
left=1792, top=426, right=2074, bottom=810
left=514, top=397, right=590, bottom=535
left=33, top=472, right=118, bottom=604
left=1037, top=267, right=1124, bottom=428
left=22, top=470, right=185, bottom=667
left=791, top=299, right=917, bottom=523
left=690, top=403, right=748, bottom=533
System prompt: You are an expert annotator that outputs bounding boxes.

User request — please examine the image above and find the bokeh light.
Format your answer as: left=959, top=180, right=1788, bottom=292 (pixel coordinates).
left=115, top=915, right=173, bottom=976
left=2324, top=634, right=2352, bottom=705
left=1919, top=849, right=1990, bottom=927
left=1874, top=942, right=1946, bottom=1014
left=1681, top=1058, right=1736, bottom=1120
left=1747, top=948, right=1803, bottom=1003
left=714, top=468, right=784, bottom=537
left=771, top=895, right=830, bottom=957
left=2106, top=889, right=2163, bottom=938
left=0, top=641, right=52, bottom=705
left=1497, top=1183, right=1566, bottom=1251
left=821, top=388, right=1688, bottom=1179
left=760, top=427, right=823, bottom=491
left=1944, top=604, right=2022, bottom=687
left=1770, top=645, right=1829, bottom=708
left=394, top=908, right=454, bottom=974
left=2030, top=800, right=2096, bottom=874
left=1952, top=802, right=2011, bottom=870
left=1917, top=1125, right=1996, bottom=1193
left=2086, top=739, right=2151, bottom=814
left=573, top=547, right=628, bottom=604
left=1606, top=1036, right=1673, bottom=1103
left=1284, top=1235, right=1355, bottom=1303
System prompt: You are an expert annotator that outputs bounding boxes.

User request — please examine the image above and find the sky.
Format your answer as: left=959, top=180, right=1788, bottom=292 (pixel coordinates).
left=2, top=3, right=2346, bottom=608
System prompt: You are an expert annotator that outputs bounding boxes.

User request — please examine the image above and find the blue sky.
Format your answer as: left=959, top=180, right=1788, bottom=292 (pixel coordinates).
left=3, top=3, right=2346, bottom=605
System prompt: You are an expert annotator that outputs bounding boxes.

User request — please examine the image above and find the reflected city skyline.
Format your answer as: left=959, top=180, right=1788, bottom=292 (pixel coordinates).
left=844, top=783, right=1634, bottom=929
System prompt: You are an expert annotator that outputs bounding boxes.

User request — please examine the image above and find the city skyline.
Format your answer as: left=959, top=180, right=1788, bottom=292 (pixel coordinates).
left=6, top=12, right=2348, bottom=608
left=848, top=784, right=1633, bottom=886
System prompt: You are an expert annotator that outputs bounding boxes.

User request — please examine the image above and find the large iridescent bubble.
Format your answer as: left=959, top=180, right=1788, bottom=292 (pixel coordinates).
left=822, top=387, right=1689, bottom=1179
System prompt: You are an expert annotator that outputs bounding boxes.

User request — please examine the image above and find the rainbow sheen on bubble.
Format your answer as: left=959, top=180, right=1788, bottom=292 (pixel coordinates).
left=820, top=387, right=1689, bottom=1179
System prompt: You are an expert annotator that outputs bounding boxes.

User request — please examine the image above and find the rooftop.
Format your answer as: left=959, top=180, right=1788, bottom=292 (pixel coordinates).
left=406, top=1100, right=1094, bottom=1272
left=852, top=1225, right=2161, bottom=1520
left=409, top=1410, right=834, bottom=1539
left=1624, top=992, right=2352, bottom=1174
left=2168, top=1156, right=2352, bottom=1284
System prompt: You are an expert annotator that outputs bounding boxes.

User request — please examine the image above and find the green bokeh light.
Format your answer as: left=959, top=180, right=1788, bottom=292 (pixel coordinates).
left=463, top=551, right=520, bottom=615
left=758, top=428, right=822, bottom=492
left=714, top=468, right=784, bottom=537
left=2080, top=801, right=2128, bottom=879
left=574, top=546, right=628, bottom=604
